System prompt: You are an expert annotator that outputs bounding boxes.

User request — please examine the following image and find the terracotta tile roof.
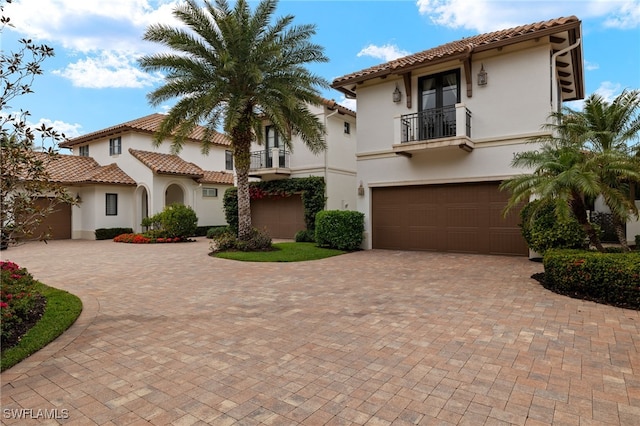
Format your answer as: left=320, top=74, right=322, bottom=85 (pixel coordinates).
left=37, top=153, right=136, bottom=186
left=129, top=148, right=204, bottom=178
left=61, top=113, right=231, bottom=148
left=80, top=163, right=137, bottom=186
left=321, top=98, right=356, bottom=117
left=332, top=16, right=581, bottom=92
left=198, top=171, right=235, bottom=185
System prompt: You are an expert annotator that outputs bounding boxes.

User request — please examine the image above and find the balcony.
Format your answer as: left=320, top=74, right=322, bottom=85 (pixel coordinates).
left=393, top=104, right=473, bottom=157
left=248, top=148, right=291, bottom=180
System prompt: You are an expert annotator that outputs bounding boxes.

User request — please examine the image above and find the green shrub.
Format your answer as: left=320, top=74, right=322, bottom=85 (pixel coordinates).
left=209, top=228, right=272, bottom=252
left=315, top=210, right=364, bottom=251
left=295, top=229, right=315, bottom=243
left=206, top=226, right=231, bottom=239
left=95, top=227, right=134, bottom=240
left=543, top=249, right=640, bottom=310
left=160, top=204, right=198, bottom=238
left=194, top=226, right=215, bottom=237
left=520, top=200, right=587, bottom=254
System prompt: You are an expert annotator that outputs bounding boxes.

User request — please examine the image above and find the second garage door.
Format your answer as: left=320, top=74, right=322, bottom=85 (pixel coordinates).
left=30, top=198, right=72, bottom=240
left=371, top=182, right=527, bottom=256
left=251, top=194, right=306, bottom=239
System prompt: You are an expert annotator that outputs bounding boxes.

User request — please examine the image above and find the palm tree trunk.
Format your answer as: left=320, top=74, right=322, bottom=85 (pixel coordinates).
left=231, top=119, right=254, bottom=241
left=570, top=194, right=604, bottom=252
left=613, top=216, right=631, bottom=251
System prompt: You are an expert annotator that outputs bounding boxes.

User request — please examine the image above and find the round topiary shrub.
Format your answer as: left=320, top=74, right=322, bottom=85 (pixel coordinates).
left=160, top=203, right=198, bottom=238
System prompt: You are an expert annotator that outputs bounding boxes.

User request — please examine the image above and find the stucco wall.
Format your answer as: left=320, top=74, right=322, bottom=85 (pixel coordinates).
left=352, top=39, right=563, bottom=249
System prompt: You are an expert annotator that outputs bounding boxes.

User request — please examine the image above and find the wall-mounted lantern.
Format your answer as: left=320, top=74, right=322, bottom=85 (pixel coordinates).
left=358, top=181, right=365, bottom=196
left=392, top=84, right=402, bottom=103
left=477, top=64, right=488, bottom=86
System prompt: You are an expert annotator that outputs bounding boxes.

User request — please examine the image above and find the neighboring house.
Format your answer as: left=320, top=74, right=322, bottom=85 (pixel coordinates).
left=331, top=16, right=586, bottom=255
left=51, top=114, right=234, bottom=239
left=247, top=98, right=357, bottom=238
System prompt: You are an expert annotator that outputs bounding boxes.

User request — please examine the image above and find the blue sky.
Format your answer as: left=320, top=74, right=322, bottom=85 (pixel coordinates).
left=3, top=0, right=639, bottom=144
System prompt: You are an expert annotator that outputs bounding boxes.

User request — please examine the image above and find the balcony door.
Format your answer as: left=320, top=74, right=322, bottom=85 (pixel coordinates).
left=265, top=125, right=285, bottom=167
left=419, top=70, right=460, bottom=139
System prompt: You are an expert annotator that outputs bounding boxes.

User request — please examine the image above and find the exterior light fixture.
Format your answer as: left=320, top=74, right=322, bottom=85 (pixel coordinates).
left=477, top=64, right=488, bottom=86
left=358, top=181, right=365, bottom=196
left=392, top=85, right=402, bottom=103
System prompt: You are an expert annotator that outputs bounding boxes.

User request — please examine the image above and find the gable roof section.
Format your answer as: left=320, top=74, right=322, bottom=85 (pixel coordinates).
left=332, top=16, right=583, bottom=100
left=40, top=153, right=136, bottom=186
left=61, top=113, right=231, bottom=148
left=129, top=148, right=204, bottom=178
left=130, top=149, right=234, bottom=185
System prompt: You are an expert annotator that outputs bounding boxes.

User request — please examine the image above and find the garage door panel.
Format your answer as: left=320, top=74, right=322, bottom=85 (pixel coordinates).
left=31, top=198, right=71, bottom=240
left=251, top=194, right=305, bottom=239
left=372, top=183, right=527, bottom=256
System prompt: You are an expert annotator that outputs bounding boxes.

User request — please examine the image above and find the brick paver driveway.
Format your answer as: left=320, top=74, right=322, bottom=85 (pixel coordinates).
left=1, top=239, right=639, bottom=425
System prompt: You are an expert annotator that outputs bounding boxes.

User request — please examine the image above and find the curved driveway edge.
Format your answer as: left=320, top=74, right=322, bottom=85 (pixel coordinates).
left=1, top=239, right=639, bottom=425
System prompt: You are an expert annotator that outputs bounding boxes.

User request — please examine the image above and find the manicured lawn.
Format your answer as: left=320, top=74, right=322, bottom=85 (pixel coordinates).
left=212, top=242, right=346, bottom=262
left=1, top=283, right=82, bottom=372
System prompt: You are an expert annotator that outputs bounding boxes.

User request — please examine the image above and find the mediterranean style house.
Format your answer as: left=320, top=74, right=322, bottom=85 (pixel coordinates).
left=331, top=16, right=588, bottom=255
left=247, top=98, right=357, bottom=238
left=40, top=98, right=356, bottom=240
left=52, top=113, right=235, bottom=239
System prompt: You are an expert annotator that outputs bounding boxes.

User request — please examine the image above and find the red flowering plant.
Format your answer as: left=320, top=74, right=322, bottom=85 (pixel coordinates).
left=113, top=233, right=182, bottom=244
left=1, top=261, right=42, bottom=347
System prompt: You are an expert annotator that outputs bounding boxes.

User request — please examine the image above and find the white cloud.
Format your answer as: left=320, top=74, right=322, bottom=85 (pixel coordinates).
left=584, top=60, right=599, bottom=71
left=602, top=0, right=640, bottom=29
left=52, top=51, right=164, bottom=89
left=593, top=81, right=622, bottom=103
left=5, top=0, right=182, bottom=53
left=415, top=0, right=640, bottom=32
left=357, top=44, right=410, bottom=62
left=337, top=97, right=357, bottom=112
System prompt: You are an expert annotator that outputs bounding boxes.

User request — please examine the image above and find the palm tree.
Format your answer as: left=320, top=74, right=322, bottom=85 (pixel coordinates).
left=500, top=131, right=605, bottom=251
left=567, top=90, right=640, bottom=249
left=138, top=0, right=328, bottom=240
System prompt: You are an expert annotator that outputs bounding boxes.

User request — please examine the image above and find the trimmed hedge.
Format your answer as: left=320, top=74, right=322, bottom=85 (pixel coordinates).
left=315, top=210, right=364, bottom=251
left=206, top=226, right=231, bottom=239
left=543, top=249, right=640, bottom=310
left=95, top=228, right=133, bottom=240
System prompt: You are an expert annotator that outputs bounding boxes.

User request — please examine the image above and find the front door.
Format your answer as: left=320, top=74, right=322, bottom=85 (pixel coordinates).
left=419, top=70, right=460, bottom=139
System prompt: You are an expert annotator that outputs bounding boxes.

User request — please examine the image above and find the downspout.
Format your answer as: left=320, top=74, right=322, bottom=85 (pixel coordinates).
left=551, top=38, right=581, bottom=110
left=324, top=104, right=340, bottom=208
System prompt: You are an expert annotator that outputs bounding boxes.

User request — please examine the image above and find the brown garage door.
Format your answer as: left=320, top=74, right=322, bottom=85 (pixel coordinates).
left=251, top=194, right=305, bottom=239
left=371, top=182, right=527, bottom=256
left=31, top=198, right=72, bottom=240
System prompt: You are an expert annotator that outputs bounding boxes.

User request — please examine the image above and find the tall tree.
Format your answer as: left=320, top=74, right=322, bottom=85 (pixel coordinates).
left=500, top=128, right=606, bottom=252
left=139, top=0, right=328, bottom=240
left=0, top=0, right=74, bottom=247
left=567, top=90, right=640, bottom=249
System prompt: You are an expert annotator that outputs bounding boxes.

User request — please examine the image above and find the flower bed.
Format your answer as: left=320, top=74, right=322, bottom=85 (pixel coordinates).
left=1, top=261, right=46, bottom=348
left=113, top=233, right=183, bottom=244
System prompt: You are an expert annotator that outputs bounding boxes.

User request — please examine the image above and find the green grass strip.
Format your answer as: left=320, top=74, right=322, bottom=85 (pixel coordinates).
left=1, top=283, right=83, bottom=372
left=213, top=242, right=346, bottom=262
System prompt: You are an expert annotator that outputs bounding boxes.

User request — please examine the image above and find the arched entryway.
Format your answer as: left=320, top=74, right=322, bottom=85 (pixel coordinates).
left=165, top=183, right=184, bottom=206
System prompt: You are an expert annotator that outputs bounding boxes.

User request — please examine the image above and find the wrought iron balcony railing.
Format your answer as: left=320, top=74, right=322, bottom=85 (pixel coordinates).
left=400, top=105, right=471, bottom=143
left=249, top=148, right=290, bottom=170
